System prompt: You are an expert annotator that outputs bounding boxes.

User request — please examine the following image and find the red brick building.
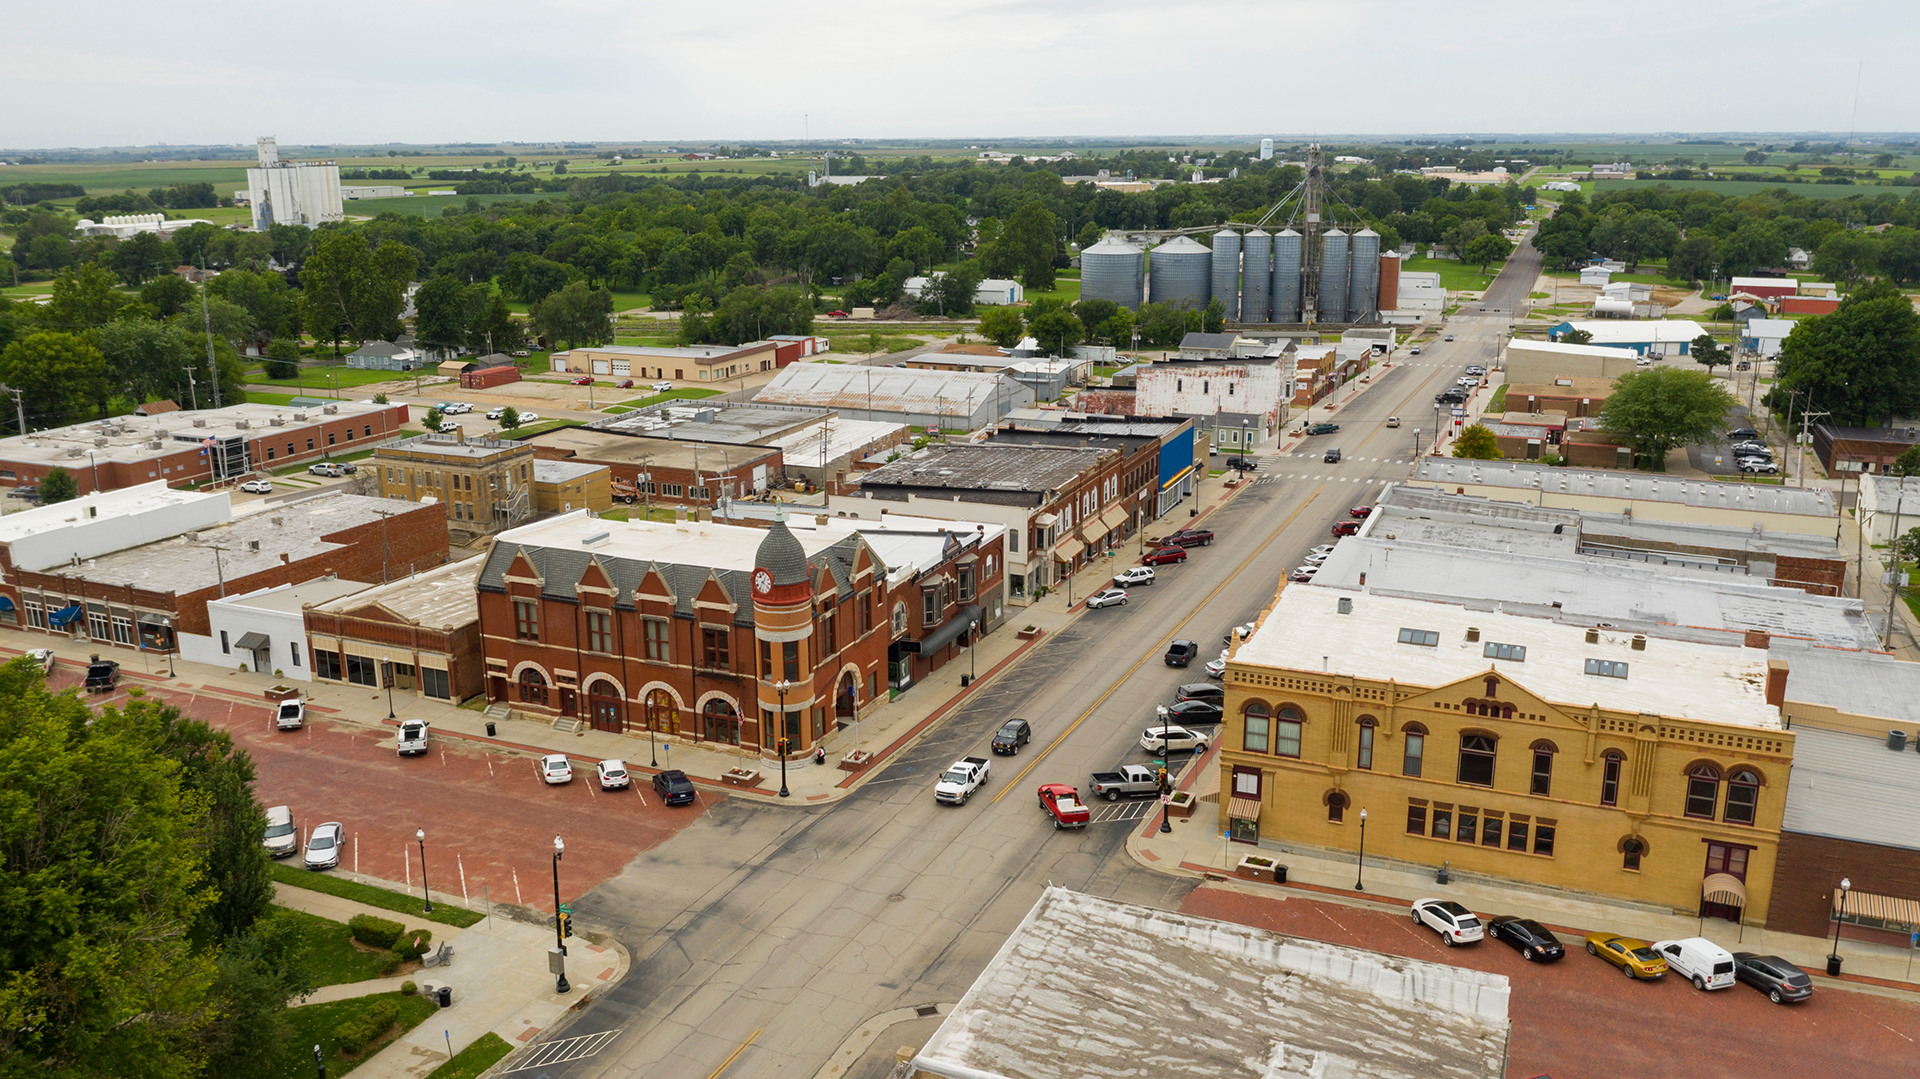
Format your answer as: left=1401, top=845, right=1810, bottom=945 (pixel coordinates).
left=476, top=511, right=893, bottom=757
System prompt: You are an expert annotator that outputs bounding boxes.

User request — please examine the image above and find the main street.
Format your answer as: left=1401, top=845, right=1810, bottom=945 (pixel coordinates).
left=533, top=294, right=1527, bottom=1078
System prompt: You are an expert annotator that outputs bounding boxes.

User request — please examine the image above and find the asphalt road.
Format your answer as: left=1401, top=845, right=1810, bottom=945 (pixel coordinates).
left=536, top=318, right=1496, bottom=1078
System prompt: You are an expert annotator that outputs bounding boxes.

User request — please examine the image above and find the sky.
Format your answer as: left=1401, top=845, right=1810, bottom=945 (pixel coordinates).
left=3, top=0, right=1913, bottom=149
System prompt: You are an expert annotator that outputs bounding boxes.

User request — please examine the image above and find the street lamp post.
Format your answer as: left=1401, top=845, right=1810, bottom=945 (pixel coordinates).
left=776, top=679, right=791, bottom=798
left=416, top=829, right=432, bottom=913
left=1829, top=876, right=1851, bottom=976
left=649, top=715, right=658, bottom=768
left=1432, top=403, right=1443, bottom=454
left=1354, top=808, right=1369, bottom=891
left=552, top=836, right=569, bottom=994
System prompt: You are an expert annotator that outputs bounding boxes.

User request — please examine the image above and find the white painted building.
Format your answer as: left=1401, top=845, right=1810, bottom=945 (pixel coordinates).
left=181, top=576, right=371, bottom=679
left=903, top=273, right=1026, bottom=306
left=245, top=136, right=343, bottom=230
left=1857, top=474, right=1920, bottom=547
left=73, top=213, right=216, bottom=239
left=340, top=185, right=407, bottom=200
left=1741, top=317, right=1795, bottom=358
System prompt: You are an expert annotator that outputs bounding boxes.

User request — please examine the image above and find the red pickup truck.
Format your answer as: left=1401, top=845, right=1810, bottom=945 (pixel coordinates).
left=1037, top=784, right=1090, bottom=829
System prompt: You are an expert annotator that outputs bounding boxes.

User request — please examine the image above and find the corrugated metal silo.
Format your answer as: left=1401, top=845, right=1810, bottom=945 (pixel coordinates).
left=1241, top=229, right=1271, bottom=323
left=1081, top=236, right=1146, bottom=310
left=1271, top=228, right=1302, bottom=323
left=1149, top=236, right=1212, bottom=309
left=1319, top=229, right=1349, bottom=324
left=1210, top=230, right=1241, bottom=322
left=1347, top=228, right=1380, bottom=322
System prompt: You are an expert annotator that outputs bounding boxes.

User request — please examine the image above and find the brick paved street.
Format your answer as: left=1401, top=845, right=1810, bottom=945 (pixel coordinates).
left=1184, top=885, right=1920, bottom=1079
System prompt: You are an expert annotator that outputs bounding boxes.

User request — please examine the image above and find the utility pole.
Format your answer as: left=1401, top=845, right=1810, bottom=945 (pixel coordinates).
left=198, top=271, right=222, bottom=408
left=6, top=387, right=23, bottom=436
left=182, top=367, right=200, bottom=411
left=208, top=544, right=229, bottom=598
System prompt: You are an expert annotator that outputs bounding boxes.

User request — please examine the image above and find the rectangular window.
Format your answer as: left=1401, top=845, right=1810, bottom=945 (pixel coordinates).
left=760, top=638, right=773, bottom=679
left=315, top=649, right=341, bottom=681
left=1533, top=823, right=1556, bottom=856
left=1623, top=843, right=1642, bottom=871
left=586, top=610, right=612, bottom=653
left=690, top=486, right=710, bottom=500
left=1457, top=734, right=1496, bottom=787
left=327, top=432, right=336, bottom=445
left=220, top=630, right=230, bottom=654
left=1273, top=716, right=1302, bottom=759
left=289, top=642, right=301, bottom=668
left=1397, top=627, right=1439, bottom=647
left=87, top=608, right=111, bottom=641
left=1600, top=756, right=1621, bottom=806
left=782, top=640, right=800, bottom=682
left=345, top=654, right=378, bottom=687
left=24, top=601, right=44, bottom=629
left=1685, top=775, right=1719, bottom=819
left=1431, top=808, right=1452, bottom=840
left=644, top=618, right=670, bottom=662
left=1586, top=658, right=1628, bottom=678
left=1530, top=749, right=1554, bottom=797
left=823, top=609, right=836, bottom=654
left=958, top=566, right=974, bottom=602
left=1406, top=804, right=1427, bottom=835
left=422, top=667, right=450, bottom=700
left=514, top=600, right=539, bottom=641
left=1483, top=642, right=1526, bottom=661
left=923, top=588, right=940, bottom=626
left=660, top=483, right=684, bottom=498
left=1458, top=810, right=1478, bottom=843
left=1403, top=731, right=1424, bottom=777
left=858, top=591, right=872, bottom=634
left=1243, top=712, right=1269, bottom=753
left=1482, top=816, right=1502, bottom=846
left=1507, top=821, right=1529, bottom=851
left=111, top=615, right=134, bottom=646
left=1232, top=768, right=1261, bottom=796
left=1356, top=724, right=1374, bottom=770
left=703, top=627, right=730, bottom=670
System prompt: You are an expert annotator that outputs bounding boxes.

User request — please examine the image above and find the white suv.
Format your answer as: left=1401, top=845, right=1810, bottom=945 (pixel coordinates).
left=1411, top=898, right=1484, bottom=946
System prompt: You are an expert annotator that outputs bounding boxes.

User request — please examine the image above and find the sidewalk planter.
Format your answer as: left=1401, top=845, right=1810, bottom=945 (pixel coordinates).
left=1236, top=855, right=1277, bottom=883
left=263, top=685, right=300, bottom=703
left=1016, top=625, right=1041, bottom=641
left=1167, top=791, right=1195, bottom=819
left=837, top=750, right=873, bottom=772
left=720, top=767, right=761, bottom=787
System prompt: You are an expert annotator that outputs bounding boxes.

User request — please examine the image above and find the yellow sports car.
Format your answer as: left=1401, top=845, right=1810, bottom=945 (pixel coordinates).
left=1585, top=933, right=1668, bottom=979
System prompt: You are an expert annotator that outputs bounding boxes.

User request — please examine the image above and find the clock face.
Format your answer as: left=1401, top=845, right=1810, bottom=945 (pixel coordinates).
left=753, top=569, right=773, bottom=595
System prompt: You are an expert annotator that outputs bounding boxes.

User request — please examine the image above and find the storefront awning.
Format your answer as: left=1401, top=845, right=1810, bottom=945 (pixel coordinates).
left=1702, top=873, right=1748, bottom=908
left=48, top=604, right=83, bottom=628
left=0, top=596, right=13, bottom=611
left=234, top=631, right=271, bottom=652
left=1833, top=888, right=1920, bottom=925
left=903, top=605, right=979, bottom=655
left=1161, top=464, right=1197, bottom=491
left=1227, top=796, right=1262, bottom=822
left=1081, top=503, right=1130, bottom=542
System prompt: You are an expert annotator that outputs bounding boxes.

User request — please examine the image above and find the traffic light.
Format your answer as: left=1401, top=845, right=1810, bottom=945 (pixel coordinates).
left=557, top=911, right=572, bottom=939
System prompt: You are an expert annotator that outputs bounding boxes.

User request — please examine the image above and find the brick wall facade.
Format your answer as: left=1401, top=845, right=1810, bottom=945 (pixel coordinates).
left=1768, top=831, right=1920, bottom=943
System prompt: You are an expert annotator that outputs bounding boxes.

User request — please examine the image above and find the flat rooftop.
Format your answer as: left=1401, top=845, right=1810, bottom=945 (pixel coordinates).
left=857, top=442, right=1111, bottom=495
left=1235, top=587, right=1780, bottom=730
left=533, top=460, right=607, bottom=483
left=755, top=362, right=1019, bottom=412
left=1411, top=459, right=1836, bottom=517
left=558, top=343, right=768, bottom=361
left=217, top=577, right=372, bottom=615
left=911, top=887, right=1509, bottom=1079
left=1775, top=646, right=1920, bottom=725
left=766, top=418, right=910, bottom=465
left=310, top=557, right=481, bottom=629
left=587, top=402, right=826, bottom=445
left=0, top=401, right=393, bottom=469
left=374, top=434, right=530, bottom=462
left=0, top=481, right=219, bottom=542
left=1782, top=726, right=1920, bottom=852
left=490, top=511, right=862, bottom=576
left=526, top=428, right=777, bottom=471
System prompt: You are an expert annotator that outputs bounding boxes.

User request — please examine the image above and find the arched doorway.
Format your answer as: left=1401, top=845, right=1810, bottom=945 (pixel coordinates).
left=516, top=668, right=549, bottom=707
left=586, top=680, right=624, bottom=733
left=836, top=671, right=857, bottom=726
left=645, top=689, right=676, bottom=735
left=703, top=698, right=740, bottom=746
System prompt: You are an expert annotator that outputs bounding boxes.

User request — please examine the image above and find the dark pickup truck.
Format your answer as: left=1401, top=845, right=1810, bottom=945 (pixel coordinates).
left=85, top=657, right=120, bottom=694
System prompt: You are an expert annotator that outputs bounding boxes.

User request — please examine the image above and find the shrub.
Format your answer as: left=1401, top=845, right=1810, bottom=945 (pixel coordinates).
left=394, top=928, right=434, bottom=962
left=400, top=980, right=418, bottom=996
left=348, top=913, right=405, bottom=948
left=377, top=951, right=404, bottom=976
left=335, top=998, right=402, bottom=1054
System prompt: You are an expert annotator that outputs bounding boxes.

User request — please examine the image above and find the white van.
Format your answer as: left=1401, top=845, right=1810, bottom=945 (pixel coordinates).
left=262, top=805, right=298, bottom=859
left=1653, top=937, right=1737, bottom=991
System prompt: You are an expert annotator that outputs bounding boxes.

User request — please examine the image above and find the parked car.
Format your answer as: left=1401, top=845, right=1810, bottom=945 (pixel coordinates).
left=1139, top=725, right=1208, bottom=754
left=1164, top=639, right=1199, bottom=667
left=1485, top=916, right=1565, bottom=962
left=396, top=719, right=430, bottom=756
left=1738, top=459, right=1780, bottom=474
left=26, top=648, right=54, bottom=674
left=826, top=310, right=849, bottom=318
left=84, top=657, right=120, bottom=694
left=570, top=376, right=594, bottom=386
left=1585, top=932, right=1668, bottom=979
left=1225, top=455, right=1258, bottom=471
left=262, top=805, right=298, bottom=859
left=1309, top=544, right=1336, bottom=556
left=1464, top=365, right=1486, bottom=376
left=615, top=379, right=635, bottom=389
left=1086, top=588, right=1129, bottom=609
left=1290, top=566, right=1318, bottom=582
left=485, top=407, right=507, bottom=419
left=1223, top=622, right=1255, bottom=643
left=1411, top=898, right=1484, bottom=946
left=1735, top=360, right=1751, bottom=370
left=511, top=350, right=530, bottom=357
left=1160, top=699, right=1223, bottom=726
left=1303, top=551, right=1331, bottom=565
left=1457, top=376, right=1478, bottom=387
left=1728, top=427, right=1758, bottom=440
left=1306, top=422, right=1340, bottom=435
left=240, top=478, right=273, bottom=494
left=1204, top=650, right=1229, bottom=679
left=1332, top=520, right=1361, bottom=537
left=934, top=756, right=991, bottom=805
left=307, top=462, right=343, bottom=477
left=990, top=719, right=1032, bottom=756
left=1348, top=505, right=1373, bottom=518
left=1113, top=566, right=1155, bottom=587
left=276, top=698, right=304, bottom=730
left=540, top=753, right=574, bottom=785
left=596, top=759, right=631, bottom=790
left=1089, top=764, right=1164, bottom=801
left=442, top=402, right=472, bottom=414
left=1037, top=783, right=1090, bottom=829
left=653, top=769, right=697, bottom=805
left=1167, top=528, right=1214, bottom=547
left=1142, top=546, right=1188, bottom=566
left=1653, top=937, right=1737, bottom=991
left=304, top=821, right=344, bottom=871
left=339, top=462, right=357, bottom=474
left=1323, top=448, right=1342, bottom=463
left=1731, top=952, right=1814, bottom=1004
left=438, top=420, right=461, bottom=434
left=1175, top=682, right=1224, bottom=705
left=1444, top=334, right=1455, bottom=342
left=652, top=381, right=673, bottom=392
left=1385, top=416, right=1400, bottom=428
left=517, top=412, right=540, bottom=423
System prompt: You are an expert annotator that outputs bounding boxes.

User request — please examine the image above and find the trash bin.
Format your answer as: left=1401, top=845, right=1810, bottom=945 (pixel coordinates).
left=1274, top=865, right=1287, bottom=884
left=960, top=674, right=972, bottom=687
left=485, top=721, right=496, bottom=737
left=437, top=986, right=452, bottom=1008
left=1826, top=955, right=1843, bottom=977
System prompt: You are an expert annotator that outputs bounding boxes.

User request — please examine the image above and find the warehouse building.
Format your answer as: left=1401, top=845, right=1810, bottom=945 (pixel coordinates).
left=754, top=363, right=1034, bottom=428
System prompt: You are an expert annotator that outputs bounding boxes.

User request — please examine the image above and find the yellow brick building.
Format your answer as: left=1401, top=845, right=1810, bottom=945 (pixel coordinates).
left=1218, top=585, right=1792, bottom=926
left=374, top=434, right=535, bottom=536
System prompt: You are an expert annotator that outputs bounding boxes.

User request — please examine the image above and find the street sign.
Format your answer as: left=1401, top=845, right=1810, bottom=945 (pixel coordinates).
left=1159, top=794, right=1173, bottom=805
left=558, top=902, right=573, bottom=914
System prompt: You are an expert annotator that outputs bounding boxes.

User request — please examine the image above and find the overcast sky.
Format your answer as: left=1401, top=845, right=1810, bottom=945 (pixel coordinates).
left=4, top=0, right=1911, bottom=149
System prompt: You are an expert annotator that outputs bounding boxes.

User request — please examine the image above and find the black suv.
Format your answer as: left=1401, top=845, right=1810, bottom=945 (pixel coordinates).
left=652, top=769, right=697, bottom=806
left=1164, top=639, right=1200, bottom=667
left=1225, top=456, right=1258, bottom=471
left=1175, top=683, right=1224, bottom=705
left=990, top=718, right=1032, bottom=755
left=1167, top=528, right=1214, bottom=547
left=1163, top=699, right=1223, bottom=726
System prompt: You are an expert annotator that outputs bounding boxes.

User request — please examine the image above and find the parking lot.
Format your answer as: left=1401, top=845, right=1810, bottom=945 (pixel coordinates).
left=76, top=668, right=715, bottom=913
left=1184, top=885, right=1920, bottom=1079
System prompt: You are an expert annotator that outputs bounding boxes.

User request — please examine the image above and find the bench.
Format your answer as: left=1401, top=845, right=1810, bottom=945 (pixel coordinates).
left=720, top=768, right=760, bottom=787
left=421, top=942, right=455, bottom=968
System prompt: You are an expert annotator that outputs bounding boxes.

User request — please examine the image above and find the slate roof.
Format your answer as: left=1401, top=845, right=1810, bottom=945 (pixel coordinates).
left=757, top=514, right=810, bottom=585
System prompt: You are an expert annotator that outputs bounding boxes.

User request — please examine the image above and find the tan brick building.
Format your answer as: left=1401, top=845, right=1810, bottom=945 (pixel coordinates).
left=532, top=460, right=612, bottom=515
left=374, top=435, right=536, bottom=535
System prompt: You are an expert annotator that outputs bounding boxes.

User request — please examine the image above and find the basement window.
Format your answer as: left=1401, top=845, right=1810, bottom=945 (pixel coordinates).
left=1397, top=628, right=1439, bottom=647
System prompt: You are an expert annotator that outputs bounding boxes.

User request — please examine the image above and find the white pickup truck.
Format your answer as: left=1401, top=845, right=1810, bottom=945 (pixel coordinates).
left=934, top=756, right=991, bottom=805
left=396, top=719, right=430, bottom=756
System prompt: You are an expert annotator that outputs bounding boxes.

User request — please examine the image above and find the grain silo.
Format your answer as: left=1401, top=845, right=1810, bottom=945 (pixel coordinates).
left=1241, top=230, right=1272, bottom=323
left=1149, top=236, right=1212, bottom=309
left=1081, top=236, right=1146, bottom=310
left=1319, top=229, right=1349, bottom=325
left=1271, top=228, right=1302, bottom=323
left=1210, top=230, right=1241, bottom=322
left=1347, top=228, right=1380, bottom=322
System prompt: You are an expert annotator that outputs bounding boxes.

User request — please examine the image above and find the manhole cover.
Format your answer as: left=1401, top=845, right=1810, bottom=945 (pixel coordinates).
left=888, top=894, right=905, bottom=903
left=915, top=1004, right=939, bottom=1017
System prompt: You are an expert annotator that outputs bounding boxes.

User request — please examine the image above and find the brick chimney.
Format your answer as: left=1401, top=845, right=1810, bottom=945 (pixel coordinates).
left=1743, top=629, right=1770, bottom=650
left=1765, top=658, right=1789, bottom=707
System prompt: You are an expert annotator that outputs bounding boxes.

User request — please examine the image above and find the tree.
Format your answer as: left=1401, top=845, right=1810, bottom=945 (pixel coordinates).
left=1665, top=235, right=1717, bottom=284
left=1200, top=297, right=1227, bottom=334
left=1690, top=333, right=1731, bottom=377
left=1716, top=220, right=1787, bottom=278
left=529, top=281, right=614, bottom=350
left=499, top=405, right=522, bottom=431
left=1463, top=233, right=1513, bottom=272
left=139, top=274, right=195, bottom=319
left=43, top=263, right=129, bottom=330
left=298, top=230, right=417, bottom=355
left=977, top=306, right=1024, bottom=348
left=1879, top=227, right=1920, bottom=288
left=1451, top=424, right=1502, bottom=459
left=411, top=274, right=470, bottom=356
left=39, top=466, right=78, bottom=503
left=207, top=268, right=299, bottom=341
left=263, top=337, right=301, bottom=380
left=1889, top=446, right=1920, bottom=478
left=1100, top=307, right=1136, bottom=350
left=1560, top=327, right=1593, bottom=345
left=1598, top=367, right=1737, bottom=470
left=994, top=201, right=1060, bottom=291
left=1772, top=280, right=1920, bottom=426
left=1444, top=218, right=1487, bottom=259
left=1073, top=298, right=1118, bottom=340
left=0, top=332, right=111, bottom=427
left=465, top=286, right=525, bottom=354
left=423, top=407, right=444, bottom=432
left=921, top=263, right=983, bottom=318
left=1812, top=233, right=1878, bottom=292
left=1028, top=309, right=1083, bottom=357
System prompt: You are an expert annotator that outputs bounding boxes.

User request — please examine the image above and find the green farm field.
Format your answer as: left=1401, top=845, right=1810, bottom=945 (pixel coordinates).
left=1593, top=178, right=1910, bottom=200
left=343, top=191, right=564, bottom=217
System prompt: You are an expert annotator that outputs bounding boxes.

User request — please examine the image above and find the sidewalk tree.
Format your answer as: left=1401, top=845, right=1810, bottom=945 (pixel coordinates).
left=39, top=466, right=78, bottom=504
left=1450, top=424, right=1502, bottom=459
left=1598, top=367, right=1736, bottom=470
left=1690, top=333, right=1731, bottom=376
left=1464, top=234, right=1513, bottom=273
left=1771, top=280, right=1920, bottom=426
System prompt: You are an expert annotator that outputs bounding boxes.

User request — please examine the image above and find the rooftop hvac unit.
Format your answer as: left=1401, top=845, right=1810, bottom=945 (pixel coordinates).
left=154, top=429, right=168, bottom=438
left=269, top=417, right=285, bottom=427
left=93, top=438, right=107, bottom=447
left=147, top=441, right=162, bottom=451
left=192, top=419, right=208, bottom=428
left=235, top=419, right=250, bottom=429
left=293, top=412, right=307, bottom=421
left=323, top=404, right=339, bottom=415
left=248, top=540, right=260, bottom=552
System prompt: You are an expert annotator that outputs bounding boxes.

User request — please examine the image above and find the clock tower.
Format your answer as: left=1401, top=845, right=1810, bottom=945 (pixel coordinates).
left=753, top=506, right=816, bottom=755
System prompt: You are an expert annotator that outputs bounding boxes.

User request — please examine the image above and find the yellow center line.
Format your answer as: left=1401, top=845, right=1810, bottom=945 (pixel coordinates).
left=990, top=484, right=1327, bottom=803
left=706, top=1028, right=761, bottom=1079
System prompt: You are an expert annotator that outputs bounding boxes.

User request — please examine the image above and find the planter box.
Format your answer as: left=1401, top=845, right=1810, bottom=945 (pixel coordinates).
left=1016, top=626, right=1042, bottom=641
left=1236, top=856, right=1276, bottom=883
left=1167, top=792, right=1195, bottom=819
left=263, top=685, right=300, bottom=703
left=720, top=768, right=761, bottom=787
left=837, top=750, right=873, bottom=772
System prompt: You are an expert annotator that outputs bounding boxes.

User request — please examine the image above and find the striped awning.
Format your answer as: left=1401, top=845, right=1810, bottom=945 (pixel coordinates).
left=1833, top=889, right=1920, bottom=925
left=1227, top=796, right=1262, bottom=822
left=1702, top=873, right=1748, bottom=908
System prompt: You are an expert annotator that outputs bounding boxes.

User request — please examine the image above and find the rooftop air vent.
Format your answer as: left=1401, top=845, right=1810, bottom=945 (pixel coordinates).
left=581, top=531, right=611, bottom=547
left=1586, top=627, right=1600, bottom=644
left=1890, top=730, right=1910, bottom=752
left=248, top=540, right=260, bottom=552
left=1337, top=597, right=1352, bottom=615
left=92, top=438, right=107, bottom=447
left=1631, top=634, right=1647, bottom=651
left=323, top=404, right=339, bottom=415
left=235, top=419, right=250, bottom=429
left=193, top=419, right=207, bottom=428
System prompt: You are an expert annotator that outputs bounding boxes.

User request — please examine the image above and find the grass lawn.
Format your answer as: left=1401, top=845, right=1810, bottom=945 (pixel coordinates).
left=342, top=192, right=558, bottom=218
left=1020, top=269, right=1081, bottom=306
left=270, top=863, right=483, bottom=928
left=499, top=419, right=578, bottom=440
left=253, top=365, right=431, bottom=395
left=610, top=387, right=723, bottom=410
left=275, top=907, right=396, bottom=988
left=275, top=992, right=438, bottom=1079
left=427, top=1032, right=514, bottom=1079
left=1593, top=178, right=1901, bottom=200
left=1401, top=256, right=1496, bottom=293
left=1487, top=385, right=1509, bottom=412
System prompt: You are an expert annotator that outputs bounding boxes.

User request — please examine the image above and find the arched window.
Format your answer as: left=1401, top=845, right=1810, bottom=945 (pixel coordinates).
left=702, top=697, right=739, bottom=746
left=1242, top=701, right=1271, bottom=754
left=586, top=679, right=623, bottom=732
left=1356, top=717, right=1377, bottom=771
left=1274, top=706, right=1304, bottom=758
left=1326, top=790, right=1347, bottom=823
left=1684, top=763, right=1721, bottom=820
left=1622, top=836, right=1645, bottom=871
left=645, top=689, right=676, bottom=735
left=516, top=667, right=548, bottom=705
left=1402, top=722, right=1427, bottom=777
left=1457, top=732, right=1497, bottom=787
left=1724, top=768, right=1760, bottom=825
left=1529, top=740, right=1557, bottom=797
left=1600, top=750, right=1625, bottom=807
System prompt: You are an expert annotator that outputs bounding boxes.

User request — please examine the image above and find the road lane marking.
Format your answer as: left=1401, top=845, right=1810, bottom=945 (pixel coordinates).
left=705, top=1028, right=762, bottom=1079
